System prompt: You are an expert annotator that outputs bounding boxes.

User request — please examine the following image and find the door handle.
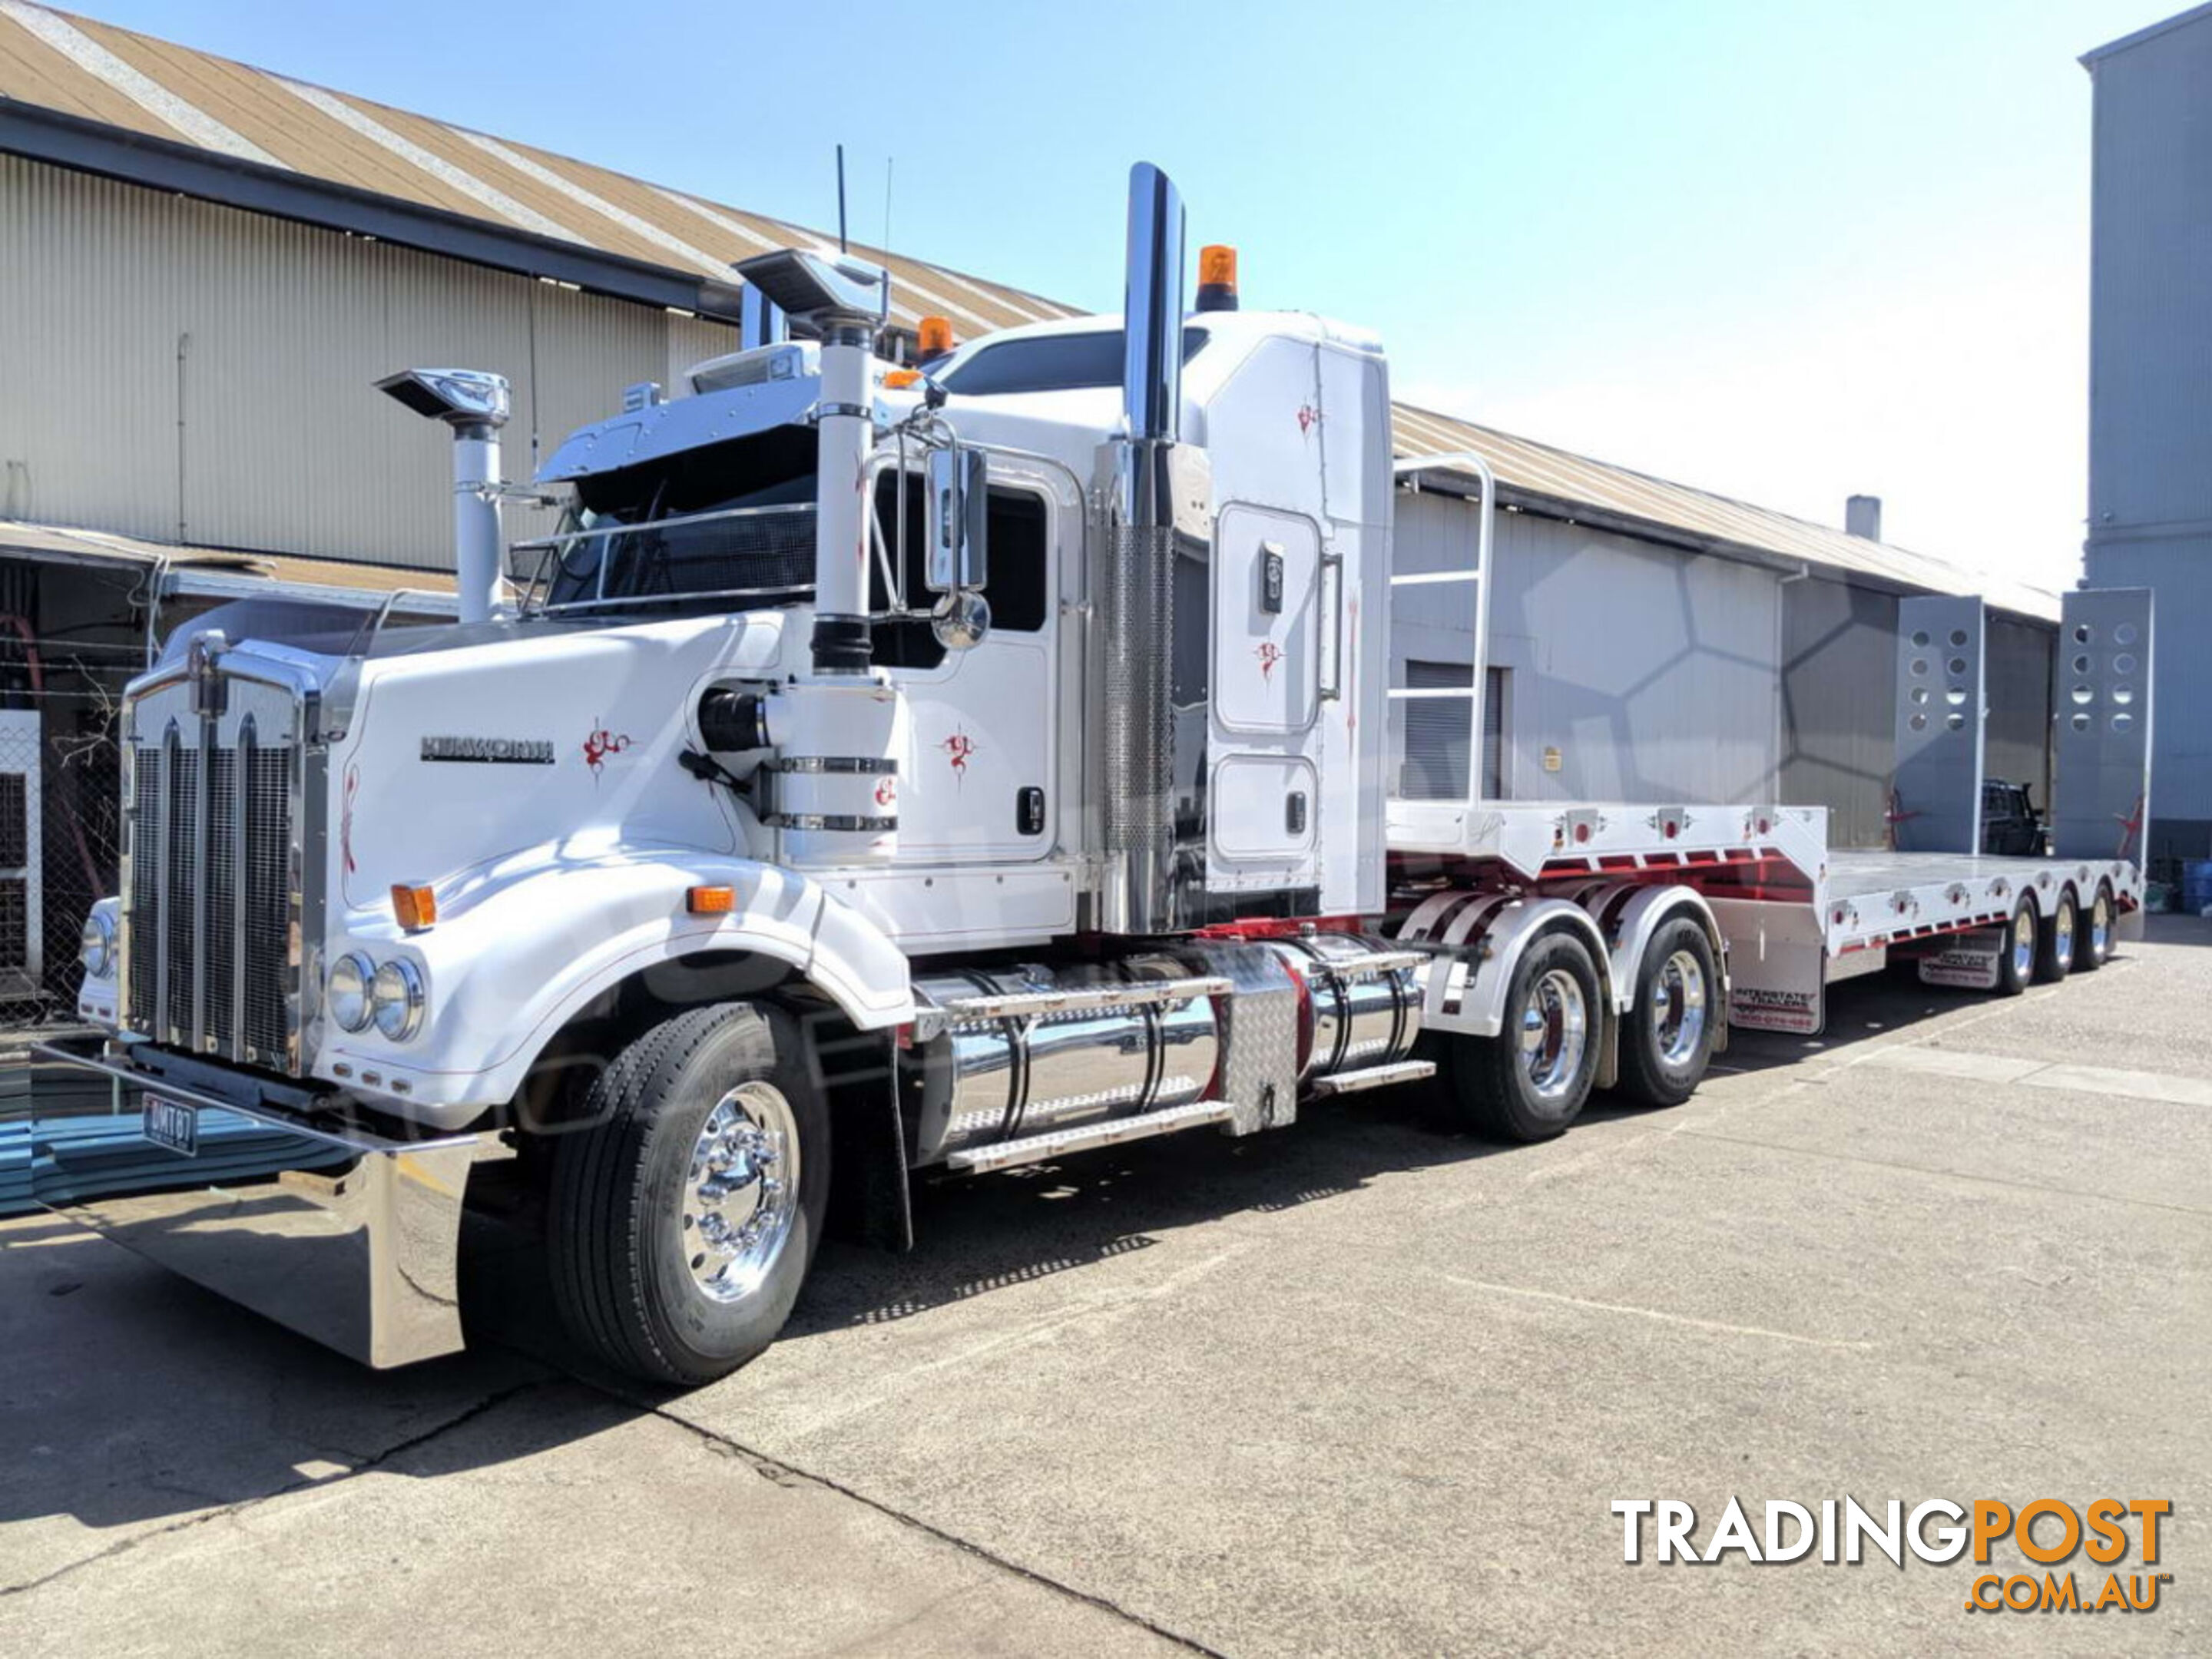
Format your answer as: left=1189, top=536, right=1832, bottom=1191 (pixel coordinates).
left=1319, top=547, right=1344, bottom=702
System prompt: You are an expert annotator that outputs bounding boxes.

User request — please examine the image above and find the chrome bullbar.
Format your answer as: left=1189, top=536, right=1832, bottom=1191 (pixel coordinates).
left=22, top=1034, right=484, bottom=1368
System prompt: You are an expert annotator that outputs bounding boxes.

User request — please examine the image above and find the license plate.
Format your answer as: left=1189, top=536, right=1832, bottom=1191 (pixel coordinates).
left=142, top=1093, right=200, bottom=1157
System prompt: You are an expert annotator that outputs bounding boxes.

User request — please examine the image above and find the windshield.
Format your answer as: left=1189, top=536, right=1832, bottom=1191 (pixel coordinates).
left=536, top=426, right=820, bottom=612
left=937, top=326, right=1209, bottom=396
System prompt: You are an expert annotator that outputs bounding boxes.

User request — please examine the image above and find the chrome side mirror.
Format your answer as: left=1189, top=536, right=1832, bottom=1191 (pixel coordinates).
left=925, top=445, right=990, bottom=651
left=926, top=446, right=989, bottom=595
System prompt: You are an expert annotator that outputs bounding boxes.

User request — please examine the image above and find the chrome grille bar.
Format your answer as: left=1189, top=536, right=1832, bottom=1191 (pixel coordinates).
left=190, top=714, right=212, bottom=1050
left=121, top=677, right=303, bottom=1073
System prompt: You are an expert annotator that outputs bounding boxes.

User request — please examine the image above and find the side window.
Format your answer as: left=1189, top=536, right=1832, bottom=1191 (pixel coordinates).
left=869, top=475, right=1050, bottom=668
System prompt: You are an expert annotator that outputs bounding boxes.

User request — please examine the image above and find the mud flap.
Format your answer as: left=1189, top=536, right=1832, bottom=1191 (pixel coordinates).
left=1917, top=929, right=2005, bottom=990
left=814, top=1020, right=913, bottom=1253
left=1707, top=897, right=1826, bottom=1036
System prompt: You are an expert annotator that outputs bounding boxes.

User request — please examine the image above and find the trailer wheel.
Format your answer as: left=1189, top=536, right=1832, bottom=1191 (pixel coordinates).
left=2075, top=882, right=2114, bottom=973
left=2033, top=889, right=2078, bottom=984
left=1994, top=898, right=2038, bottom=997
left=548, top=1002, right=827, bottom=1387
left=1449, top=929, right=1601, bottom=1142
left=1615, top=916, right=1718, bottom=1108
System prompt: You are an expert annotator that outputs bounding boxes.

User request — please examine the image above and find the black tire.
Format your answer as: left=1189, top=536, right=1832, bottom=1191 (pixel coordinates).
left=2075, top=882, right=2114, bottom=973
left=1447, top=929, right=1603, bottom=1143
left=1614, top=916, right=1719, bottom=1108
left=1993, top=898, right=2038, bottom=997
left=548, top=1002, right=828, bottom=1387
left=2033, top=889, right=2078, bottom=985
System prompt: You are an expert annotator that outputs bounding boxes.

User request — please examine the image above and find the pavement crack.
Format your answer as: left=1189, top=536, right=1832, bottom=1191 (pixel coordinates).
left=627, top=1396, right=1226, bottom=1656
left=0, top=1379, right=550, bottom=1601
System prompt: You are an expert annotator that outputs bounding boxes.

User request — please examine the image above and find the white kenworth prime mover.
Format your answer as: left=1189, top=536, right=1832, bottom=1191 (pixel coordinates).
left=27, top=165, right=2151, bottom=1386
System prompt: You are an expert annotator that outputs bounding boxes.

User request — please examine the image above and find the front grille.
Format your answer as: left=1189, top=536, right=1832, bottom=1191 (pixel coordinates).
left=124, top=697, right=300, bottom=1070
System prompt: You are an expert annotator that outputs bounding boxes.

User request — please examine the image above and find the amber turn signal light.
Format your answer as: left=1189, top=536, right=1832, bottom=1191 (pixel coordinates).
left=687, top=885, right=737, bottom=916
left=391, top=883, right=437, bottom=932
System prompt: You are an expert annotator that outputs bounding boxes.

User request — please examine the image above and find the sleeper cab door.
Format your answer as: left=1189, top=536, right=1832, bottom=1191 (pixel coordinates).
left=885, top=480, right=1057, bottom=863
left=1208, top=502, right=1323, bottom=890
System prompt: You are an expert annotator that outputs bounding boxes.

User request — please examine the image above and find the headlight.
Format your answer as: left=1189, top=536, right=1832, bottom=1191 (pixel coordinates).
left=327, top=952, right=375, bottom=1031
left=371, top=958, right=426, bottom=1041
left=78, top=912, right=114, bottom=979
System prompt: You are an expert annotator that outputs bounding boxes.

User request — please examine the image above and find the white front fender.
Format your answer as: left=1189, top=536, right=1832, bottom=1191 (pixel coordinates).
left=315, top=853, right=911, bottom=1126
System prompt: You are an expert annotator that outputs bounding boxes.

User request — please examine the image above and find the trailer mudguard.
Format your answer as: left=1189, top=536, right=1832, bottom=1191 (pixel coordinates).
left=1422, top=896, right=1618, bottom=1063
left=1604, top=885, right=1730, bottom=1052
left=312, top=851, right=912, bottom=1126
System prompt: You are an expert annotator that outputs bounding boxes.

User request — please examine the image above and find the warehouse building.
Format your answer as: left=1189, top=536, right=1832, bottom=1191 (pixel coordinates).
left=0, top=2, right=2061, bottom=1013
left=2082, top=3, right=2212, bottom=864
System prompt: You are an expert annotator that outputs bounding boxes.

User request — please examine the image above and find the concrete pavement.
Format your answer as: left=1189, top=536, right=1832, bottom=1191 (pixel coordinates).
left=4, top=919, right=2208, bottom=1655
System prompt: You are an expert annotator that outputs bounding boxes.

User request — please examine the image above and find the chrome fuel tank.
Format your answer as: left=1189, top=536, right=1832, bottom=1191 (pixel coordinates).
left=908, top=958, right=1221, bottom=1167
left=1263, top=932, right=1422, bottom=1080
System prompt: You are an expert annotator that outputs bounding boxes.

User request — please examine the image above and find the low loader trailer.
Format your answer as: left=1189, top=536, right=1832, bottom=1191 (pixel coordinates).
left=19, top=165, right=2151, bottom=1385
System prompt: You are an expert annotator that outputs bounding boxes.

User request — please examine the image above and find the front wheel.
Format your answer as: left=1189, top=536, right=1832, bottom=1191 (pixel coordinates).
left=548, top=1002, right=828, bottom=1387
left=1614, top=916, right=1717, bottom=1108
left=1447, top=929, right=1602, bottom=1143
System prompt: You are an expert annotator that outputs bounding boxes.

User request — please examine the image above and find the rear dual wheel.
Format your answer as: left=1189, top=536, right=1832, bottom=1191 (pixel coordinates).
left=1614, top=918, right=1719, bottom=1109
left=1446, top=930, right=1602, bottom=1143
left=2074, top=883, right=2115, bottom=974
left=2033, top=889, right=2079, bottom=984
left=1994, top=898, right=2038, bottom=996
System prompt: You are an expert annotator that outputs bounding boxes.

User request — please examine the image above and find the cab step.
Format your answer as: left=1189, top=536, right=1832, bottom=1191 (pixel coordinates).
left=945, top=1100, right=1237, bottom=1173
left=1306, top=1058, right=1437, bottom=1098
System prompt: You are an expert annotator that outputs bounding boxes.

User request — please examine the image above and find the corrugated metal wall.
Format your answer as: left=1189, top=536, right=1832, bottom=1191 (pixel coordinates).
left=1780, top=577, right=1894, bottom=848
left=1985, top=614, right=2055, bottom=814
left=1390, top=492, right=1783, bottom=805
left=2087, top=12, right=2212, bottom=531
left=1781, top=579, right=2055, bottom=849
left=0, top=154, right=740, bottom=567
left=2085, top=13, right=2212, bottom=841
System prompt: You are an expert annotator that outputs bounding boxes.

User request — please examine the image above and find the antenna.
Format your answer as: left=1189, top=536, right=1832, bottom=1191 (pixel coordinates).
left=883, top=155, right=894, bottom=250
left=836, top=143, right=848, bottom=253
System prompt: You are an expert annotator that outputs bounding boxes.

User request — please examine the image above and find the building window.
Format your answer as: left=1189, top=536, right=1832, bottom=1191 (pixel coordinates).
left=1402, top=662, right=1508, bottom=801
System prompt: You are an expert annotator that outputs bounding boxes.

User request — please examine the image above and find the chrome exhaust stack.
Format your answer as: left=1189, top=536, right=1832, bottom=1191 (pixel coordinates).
left=733, top=247, right=890, bottom=675
left=375, top=368, right=512, bottom=625
left=1100, top=162, right=1188, bottom=934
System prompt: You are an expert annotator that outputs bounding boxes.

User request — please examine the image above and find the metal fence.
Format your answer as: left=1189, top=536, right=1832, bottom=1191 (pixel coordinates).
left=0, top=610, right=135, bottom=1037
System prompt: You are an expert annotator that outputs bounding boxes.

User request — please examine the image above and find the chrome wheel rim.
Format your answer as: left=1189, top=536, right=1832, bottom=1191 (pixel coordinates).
left=2053, top=901, right=2075, bottom=969
left=1518, top=969, right=1589, bottom=1101
left=1651, top=949, right=1707, bottom=1066
left=2091, top=892, right=2111, bottom=958
left=681, top=1081, right=798, bottom=1303
left=2012, top=912, right=2035, bottom=979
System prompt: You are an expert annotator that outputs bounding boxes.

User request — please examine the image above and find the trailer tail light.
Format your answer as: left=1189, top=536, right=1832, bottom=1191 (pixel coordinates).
left=391, top=884, right=437, bottom=932
left=1196, top=244, right=1239, bottom=312
left=687, top=885, right=737, bottom=916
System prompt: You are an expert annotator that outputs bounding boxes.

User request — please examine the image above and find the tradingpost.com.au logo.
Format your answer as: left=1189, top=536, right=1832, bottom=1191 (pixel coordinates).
left=1612, top=1498, right=2173, bottom=1614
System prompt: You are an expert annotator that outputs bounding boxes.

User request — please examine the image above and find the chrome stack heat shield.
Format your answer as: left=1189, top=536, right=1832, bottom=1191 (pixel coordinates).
left=1099, top=161, right=1188, bottom=935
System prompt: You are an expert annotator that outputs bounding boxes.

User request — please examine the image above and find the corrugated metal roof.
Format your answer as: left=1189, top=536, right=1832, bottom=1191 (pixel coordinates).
left=0, top=517, right=459, bottom=603
left=1389, top=404, right=2061, bottom=622
left=0, top=2, right=2056, bottom=621
left=0, top=2, right=1075, bottom=337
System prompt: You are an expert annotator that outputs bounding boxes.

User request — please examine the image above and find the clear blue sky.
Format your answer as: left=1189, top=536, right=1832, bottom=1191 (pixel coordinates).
left=83, top=0, right=2172, bottom=591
